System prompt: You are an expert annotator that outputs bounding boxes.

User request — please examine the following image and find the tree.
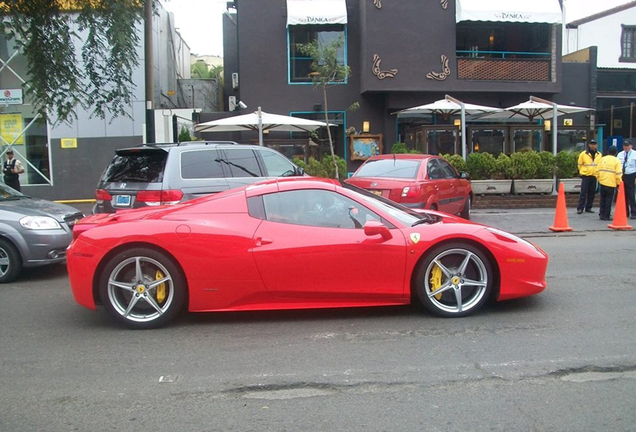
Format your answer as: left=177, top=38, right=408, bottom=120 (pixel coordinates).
left=298, top=35, right=352, bottom=180
left=0, top=0, right=144, bottom=124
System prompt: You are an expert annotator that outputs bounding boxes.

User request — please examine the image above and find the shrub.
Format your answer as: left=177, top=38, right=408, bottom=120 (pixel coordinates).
left=391, top=142, right=420, bottom=154
left=441, top=153, right=467, bottom=174
left=466, top=152, right=498, bottom=180
left=495, top=153, right=512, bottom=179
left=555, top=150, right=579, bottom=178
left=293, top=155, right=348, bottom=180
left=536, top=151, right=556, bottom=179
left=510, top=151, right=542, bottom=179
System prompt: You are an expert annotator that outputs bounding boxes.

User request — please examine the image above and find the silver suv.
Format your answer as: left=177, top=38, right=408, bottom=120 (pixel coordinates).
left=93, top=141, right=305, bottom=214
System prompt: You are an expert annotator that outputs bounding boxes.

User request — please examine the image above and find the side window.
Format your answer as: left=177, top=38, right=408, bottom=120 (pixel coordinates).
left=621, top=25, right=636, bottom=62
left=260, top=150, right=297, bottom=176
left=180, top=149, right=224, bottom=179
left=437, top=159, right=459, bottom=179
left=222, top=149, right=263, bottom=177
left=262, top=189, right=381, bottom=229
left=427, top=159, right=444, bottom=180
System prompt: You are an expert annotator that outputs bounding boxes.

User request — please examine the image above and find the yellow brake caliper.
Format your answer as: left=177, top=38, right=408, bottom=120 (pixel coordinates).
left=155, top=270, right=166, bottom=304
left=429, top=264, right=443, bottom=300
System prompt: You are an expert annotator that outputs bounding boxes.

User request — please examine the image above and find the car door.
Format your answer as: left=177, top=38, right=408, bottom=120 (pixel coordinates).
left=426, top=158, right=455, bottom=213
left=437, top=158, right=465, bottom=214
left=249, top=189, right=407, bottom=299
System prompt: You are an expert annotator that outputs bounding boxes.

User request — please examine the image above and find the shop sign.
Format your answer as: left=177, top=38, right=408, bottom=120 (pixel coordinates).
left=0, top=89, right=23, bottom=105
left=0, top=113, right=25, bottom=145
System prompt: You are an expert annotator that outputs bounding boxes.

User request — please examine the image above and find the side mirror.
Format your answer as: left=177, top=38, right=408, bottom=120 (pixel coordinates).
left=460, top=171, right=470, bottom=180
left=363, top=220, right=392, bottom=240
left=295, top=166, right=306, bottom=176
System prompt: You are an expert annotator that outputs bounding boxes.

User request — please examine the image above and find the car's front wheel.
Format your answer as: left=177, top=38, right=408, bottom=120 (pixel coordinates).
left=0, top=238, right=22, bottom=283
left=99, top=248, right=186, bottom=329
left=414, top=242, right=492, bottom=317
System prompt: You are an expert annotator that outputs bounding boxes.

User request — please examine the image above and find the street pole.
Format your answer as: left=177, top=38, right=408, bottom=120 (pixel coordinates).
left=144, top=0, right=155, bottom=143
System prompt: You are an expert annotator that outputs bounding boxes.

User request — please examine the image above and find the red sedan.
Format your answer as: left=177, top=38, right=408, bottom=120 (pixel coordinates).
left=345, top=154, right=472, bottom=218
left=68, top=177, right=547, bottom=329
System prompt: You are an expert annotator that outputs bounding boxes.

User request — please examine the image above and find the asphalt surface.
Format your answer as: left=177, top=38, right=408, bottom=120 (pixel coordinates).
left=66, top=202, right=633, bottom=236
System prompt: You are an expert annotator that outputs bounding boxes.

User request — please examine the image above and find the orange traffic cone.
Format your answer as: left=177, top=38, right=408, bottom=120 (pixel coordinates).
left=608, top=182, right=633, bottom=230
left=549, top=182, right=573, bottom=232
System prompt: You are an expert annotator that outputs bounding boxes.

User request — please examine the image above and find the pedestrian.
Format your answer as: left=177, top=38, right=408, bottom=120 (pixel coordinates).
left=617, top=138, right=636, bottom=219
left=596, top=145, right=622, bottom=221
left=576, top=139, right=601, bottom=214
left=2, top=148, right=24, bottom=192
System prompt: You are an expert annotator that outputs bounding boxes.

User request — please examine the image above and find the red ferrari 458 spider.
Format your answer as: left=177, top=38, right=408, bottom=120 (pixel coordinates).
left=68, top=177, right=548, bottom=329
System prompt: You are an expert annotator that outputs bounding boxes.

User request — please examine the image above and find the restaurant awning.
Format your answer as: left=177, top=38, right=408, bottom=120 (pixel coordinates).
left=286, top=0, right=348, bottom=26
left=456, top=0, right=562, bottom=24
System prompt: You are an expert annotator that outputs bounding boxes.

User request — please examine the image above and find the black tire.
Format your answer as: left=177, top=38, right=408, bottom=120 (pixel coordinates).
left=414, top=242, right=492, bottom=317
left=98, top=248, right=186, bottom=329
left=460, top=195, right=471, bottom=220
left=0, top=238, right=22, bottom=283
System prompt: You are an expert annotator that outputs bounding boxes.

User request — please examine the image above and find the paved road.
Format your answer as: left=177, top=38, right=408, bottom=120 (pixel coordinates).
left=2, top=222, right=635, bottom=430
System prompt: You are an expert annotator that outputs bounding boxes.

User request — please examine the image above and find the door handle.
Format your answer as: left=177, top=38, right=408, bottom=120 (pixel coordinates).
left=255, top=237, right=273, bottom=247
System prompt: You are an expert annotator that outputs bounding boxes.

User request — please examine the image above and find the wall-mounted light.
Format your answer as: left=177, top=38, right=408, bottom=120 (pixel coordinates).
left=544, top=120, right=551, bottom=131
left=362, top=121, right=370, bottom=133
left=453, top=119, right=461, bottom=126
left=489, top=31, right=494, bottom=46
left=474, top=143, right=480, bottom=152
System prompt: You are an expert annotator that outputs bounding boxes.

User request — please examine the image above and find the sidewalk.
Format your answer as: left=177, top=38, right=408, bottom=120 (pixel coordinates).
left=470, top=207, right=635, bottom=235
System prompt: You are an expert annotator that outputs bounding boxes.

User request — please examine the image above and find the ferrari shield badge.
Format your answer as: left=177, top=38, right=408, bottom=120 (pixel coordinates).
left=410, top=233, right=420, bottom=244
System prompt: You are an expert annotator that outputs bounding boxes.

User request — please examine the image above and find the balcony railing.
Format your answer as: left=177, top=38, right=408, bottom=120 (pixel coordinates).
left=456, top=50, right=551, bottom=81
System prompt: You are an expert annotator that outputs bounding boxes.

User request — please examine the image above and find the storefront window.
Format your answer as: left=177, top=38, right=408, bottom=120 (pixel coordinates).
left=426, top=129, right=457, bottom=155
left=470, top=129, right=505, bottom=155
left=513, top=128, right=542, bottom=152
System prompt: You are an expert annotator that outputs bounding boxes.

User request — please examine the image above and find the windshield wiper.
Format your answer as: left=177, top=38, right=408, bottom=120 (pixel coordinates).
left=411, top=215, right=438, bottom=227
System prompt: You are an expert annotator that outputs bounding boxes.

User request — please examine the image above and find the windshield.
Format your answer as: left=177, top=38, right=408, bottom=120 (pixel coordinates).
left=0, top=182, right=25, bottom=200
left=352, top=159, right=421, bottom=179
left=341, top=182, right=434, bottom=226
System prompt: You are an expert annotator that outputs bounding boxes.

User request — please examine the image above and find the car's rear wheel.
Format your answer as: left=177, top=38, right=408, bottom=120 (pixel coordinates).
left=0, top=238, right=22, bottom=283
left=99, top=248, right=186, bottom=329
left=414, top=242, right=492, bottom=317
left=460, top=196, right=471, bottom=219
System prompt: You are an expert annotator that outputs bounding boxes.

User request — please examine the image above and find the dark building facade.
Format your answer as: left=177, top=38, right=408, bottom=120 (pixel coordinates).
left=207, top=0, right=594, bottom=175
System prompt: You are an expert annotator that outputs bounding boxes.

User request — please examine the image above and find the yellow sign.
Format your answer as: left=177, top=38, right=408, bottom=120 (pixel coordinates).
left=0, top=113, right=24, bottom=145
left=61, top=138, right=78, bottom=149
left=563, top=119, right=573, bottom=126
left=167, top=90, right=176, bottom=96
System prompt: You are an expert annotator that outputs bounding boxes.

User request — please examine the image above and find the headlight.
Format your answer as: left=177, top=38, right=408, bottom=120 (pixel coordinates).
left=20, top=216, right=62, bottom=230
left=485, top=227, right=535, bottom=249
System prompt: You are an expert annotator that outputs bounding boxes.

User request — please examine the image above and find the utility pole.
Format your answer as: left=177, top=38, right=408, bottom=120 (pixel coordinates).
left=144, top=0, right=155, bottom=143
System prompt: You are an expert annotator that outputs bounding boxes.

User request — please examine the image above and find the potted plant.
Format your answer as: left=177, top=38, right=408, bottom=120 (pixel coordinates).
left=466, top=152, right=513, bottom=195
left=555, top=150, right=581, bottom=193
left=511, top=150, right=555, bottom=194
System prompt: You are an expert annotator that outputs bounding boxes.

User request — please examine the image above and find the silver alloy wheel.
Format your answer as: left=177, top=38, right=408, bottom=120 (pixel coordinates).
left=107, top=255, right=175, bottom=323
left=0, top=246, right=10, bottom=278
left=424, top=247, right=488, bottom=314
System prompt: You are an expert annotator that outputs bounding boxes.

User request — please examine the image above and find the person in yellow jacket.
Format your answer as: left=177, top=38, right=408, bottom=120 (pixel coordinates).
left=577, top=139, right=601, bottom=214
left=596, top=145, right=623, bottom=221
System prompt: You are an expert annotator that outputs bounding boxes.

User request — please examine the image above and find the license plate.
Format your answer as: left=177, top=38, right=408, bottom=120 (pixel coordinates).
left=370, top=190, right=382, bottom=196
left=115, top=195, right=131, bottom=207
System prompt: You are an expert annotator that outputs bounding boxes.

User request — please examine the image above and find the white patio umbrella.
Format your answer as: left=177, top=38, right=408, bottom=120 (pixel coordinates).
left=394, top=95, right=499, bottom=160
left=476, top=96, right=593, bottom=157
left=477, top=96, right=593, bottom=193
left=194, top=106, right=333, bottom=146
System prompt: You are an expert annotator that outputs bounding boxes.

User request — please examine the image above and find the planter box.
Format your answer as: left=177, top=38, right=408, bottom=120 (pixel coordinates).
left=559, top=178, right=581, bottom=194
left=471, top=179, right=513, bottom=195
left=513, top=179, right=554, bottom=195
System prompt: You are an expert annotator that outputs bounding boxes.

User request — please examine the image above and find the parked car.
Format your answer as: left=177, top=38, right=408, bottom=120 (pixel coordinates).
left=0, top=183, right=84, bottom=283
left=93, top=141, right=305, bottom=214
left=345, top=154, right=472, bottom=219
left=69, top=177, right=548, bottom=329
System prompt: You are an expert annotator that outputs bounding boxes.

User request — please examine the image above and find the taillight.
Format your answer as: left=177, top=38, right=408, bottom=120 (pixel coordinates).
left=401, top=185, right=421, bottom=198
left=95, top=189, right=111, bottom=201
left=136, top=190, right=183, bottom=206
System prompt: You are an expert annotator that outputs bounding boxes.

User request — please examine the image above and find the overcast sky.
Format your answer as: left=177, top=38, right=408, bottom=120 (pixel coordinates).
left=161, top=0, right=635, bottom=56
